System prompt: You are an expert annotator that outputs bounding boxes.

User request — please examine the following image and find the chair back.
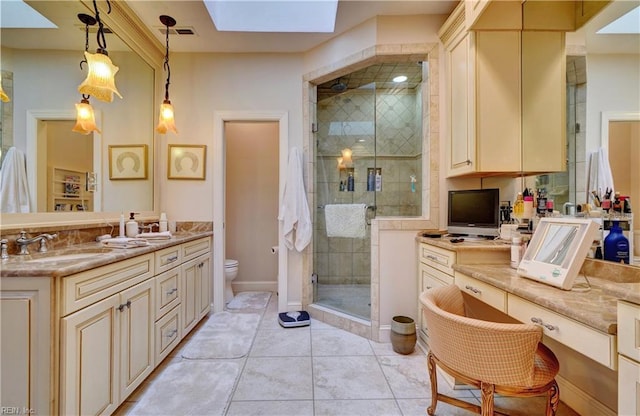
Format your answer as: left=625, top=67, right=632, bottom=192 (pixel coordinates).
left=420, top=285, right=543, bottom=387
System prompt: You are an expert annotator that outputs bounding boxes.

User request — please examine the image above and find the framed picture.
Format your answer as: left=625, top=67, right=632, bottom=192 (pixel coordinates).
left=108, top=144, right=148, bottom=180
left=168, top=144, right=206, bottom=180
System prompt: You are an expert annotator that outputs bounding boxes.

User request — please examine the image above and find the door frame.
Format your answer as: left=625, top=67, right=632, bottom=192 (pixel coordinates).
left=212, top=111, right=289, bottom=313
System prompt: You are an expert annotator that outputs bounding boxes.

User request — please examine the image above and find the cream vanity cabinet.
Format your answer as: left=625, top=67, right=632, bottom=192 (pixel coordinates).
left=1, top=235, right=213, bottom=415
left=417, top=243, right=456, bottom=344
left=181, top=238, right=212, bottom=334
left=617, top=300, right=640, bottom=414
left=60, top=254, right=156, bottom=415
left=440, top=2, right=565, bottom=177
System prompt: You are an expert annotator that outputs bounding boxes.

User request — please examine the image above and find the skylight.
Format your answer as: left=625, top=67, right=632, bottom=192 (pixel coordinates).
left=0, top=0, right=56, bottom=29
left=597, top=5, right=640, bottom=34
left=203, top=0, right=338, bottom=33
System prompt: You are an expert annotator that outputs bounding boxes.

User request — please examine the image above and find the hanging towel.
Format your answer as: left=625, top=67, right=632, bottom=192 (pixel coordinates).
left=0, top=147, right=31, bottom=213
left=324, top=203, right=367, bottom=239
left=587, top=147, right=615, bottom=202
left=278, top=147, right=312, bottom=252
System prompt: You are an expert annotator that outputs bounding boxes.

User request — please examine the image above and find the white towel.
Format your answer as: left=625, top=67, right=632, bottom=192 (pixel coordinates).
left=278, top=147, right=312, bottom=252
left=0, top=147, right=31, bottom=213
left=136, top=231, right=172, bottom=240
left=587, top=147, right=615, bottom=202
left=101, top=237, right=149, bottom=248
left=324, top=204, right=367, bottom=239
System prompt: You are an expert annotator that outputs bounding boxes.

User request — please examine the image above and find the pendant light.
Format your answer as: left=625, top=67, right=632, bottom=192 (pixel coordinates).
left=0, top=73, right=9, bottom=102
left=156, top=15, right=178, bottom=134
left=77, top=0, right=121, bottom=103
left=73, top=13, right=101, bottom=135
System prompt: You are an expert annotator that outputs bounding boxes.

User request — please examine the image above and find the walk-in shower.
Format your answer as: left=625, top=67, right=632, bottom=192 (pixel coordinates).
left=313, top=62, right=424, bottom=320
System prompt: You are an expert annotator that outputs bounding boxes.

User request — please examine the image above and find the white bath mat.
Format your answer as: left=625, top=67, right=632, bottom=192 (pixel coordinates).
left=226, top=291, right=272, bottom=310
left=181, top=312, right=261, bottom=359
left=127, top=360, right=240, bottom=415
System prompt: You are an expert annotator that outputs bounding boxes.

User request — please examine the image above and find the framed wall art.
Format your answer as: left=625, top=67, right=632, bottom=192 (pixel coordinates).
left=168, top=144, right=206, bottom=180
left=108, top=144, right=148, bottom=180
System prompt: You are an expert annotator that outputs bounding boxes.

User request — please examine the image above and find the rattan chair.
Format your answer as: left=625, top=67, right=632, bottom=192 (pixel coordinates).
left=419, top=285, right=560, bottom=416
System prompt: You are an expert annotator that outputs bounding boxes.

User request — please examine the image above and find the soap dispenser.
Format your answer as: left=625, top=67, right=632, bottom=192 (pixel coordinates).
left=125, top=212, right=139, bottom=237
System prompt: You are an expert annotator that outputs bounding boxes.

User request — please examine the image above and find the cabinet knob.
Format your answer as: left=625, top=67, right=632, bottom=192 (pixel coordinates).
left=167, top=255, right=178, bottom=263
left=166, top=288, right=178, bottom=295
left=118, top=300, right=132, bottom=312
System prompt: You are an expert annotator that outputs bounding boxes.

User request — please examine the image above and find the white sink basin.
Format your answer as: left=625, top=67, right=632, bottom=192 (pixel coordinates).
left=26, top=253, right=102, bottom=263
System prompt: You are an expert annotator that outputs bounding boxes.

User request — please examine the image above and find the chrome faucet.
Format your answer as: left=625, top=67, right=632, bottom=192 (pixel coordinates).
left=16, top=231, right=58, bottom=255
left=0, top=239, right=8, bottom=259
left=139, top=223, right=159, bottom=233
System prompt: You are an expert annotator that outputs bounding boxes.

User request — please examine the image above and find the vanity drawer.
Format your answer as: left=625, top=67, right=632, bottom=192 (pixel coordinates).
left=420, top=262, right=453, bottom=291
left=455, top=272, right=507, bottom=312
left=155, top=268, right=181, bottom=318
left=508, top=295, right=616, bottom=369
left=155, top=305, right=181, bottom=364
left=419, top=243, right=456, bottom=276
left=618, top=301, right=640, bottom=362
left=62, top=254, right=154, bottom=316
left=182, top=237, right=211, bottom=263
left=155, top=245, right=182, bottom=274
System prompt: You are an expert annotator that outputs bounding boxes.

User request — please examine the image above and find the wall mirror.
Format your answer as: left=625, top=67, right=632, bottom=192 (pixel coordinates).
left=0, top=0, right=160, bottom=227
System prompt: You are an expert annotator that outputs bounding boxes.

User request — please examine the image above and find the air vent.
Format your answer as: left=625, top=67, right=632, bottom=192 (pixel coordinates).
left=158, top=27, right=196, bottom=36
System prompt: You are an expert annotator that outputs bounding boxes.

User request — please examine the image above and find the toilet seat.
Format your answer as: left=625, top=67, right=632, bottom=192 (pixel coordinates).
left=225, top=259, right=238, bottom=268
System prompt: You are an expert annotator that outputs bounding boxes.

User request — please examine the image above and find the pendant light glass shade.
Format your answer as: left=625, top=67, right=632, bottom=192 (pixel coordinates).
left=73, top=97, right=101, bottom=134
left=156, top=100, right=177, bottom=134
left=0, top=74, right=9, bottom=102
left=78, top=51, right=122, bottom=103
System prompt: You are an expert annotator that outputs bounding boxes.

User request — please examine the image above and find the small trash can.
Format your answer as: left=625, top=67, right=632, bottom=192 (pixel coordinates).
left=390, top=315, right=416, bottom=355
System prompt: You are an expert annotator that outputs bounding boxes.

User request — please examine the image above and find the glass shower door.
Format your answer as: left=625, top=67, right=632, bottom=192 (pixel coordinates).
left=313, top=83, right=376, bottom=320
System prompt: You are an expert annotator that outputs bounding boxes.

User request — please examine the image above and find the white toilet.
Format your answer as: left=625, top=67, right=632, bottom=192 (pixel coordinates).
left=224, top=259, right=239, bottom=303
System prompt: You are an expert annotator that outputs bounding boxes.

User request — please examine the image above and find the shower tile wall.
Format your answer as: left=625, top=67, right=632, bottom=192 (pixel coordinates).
left=315, top=88, right=422, bottom=285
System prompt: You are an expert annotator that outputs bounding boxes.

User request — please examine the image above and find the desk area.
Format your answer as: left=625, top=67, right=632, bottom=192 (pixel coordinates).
left=417, top=235, right=640, bottom=416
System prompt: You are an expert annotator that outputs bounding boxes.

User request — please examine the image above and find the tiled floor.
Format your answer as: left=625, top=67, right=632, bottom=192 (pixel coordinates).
left=115, top=292, right=579, bottom=416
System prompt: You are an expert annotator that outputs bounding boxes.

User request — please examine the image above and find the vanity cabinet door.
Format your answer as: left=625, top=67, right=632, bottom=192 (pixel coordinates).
left=60, top=293, right=121, bottom=416
left=181, top=253, right=211, bottom=334
left=119, top=279, right=155, bottom=399
left=0, top=278, right=51, bottom=415
left=61, top=278, right=155, bottom=415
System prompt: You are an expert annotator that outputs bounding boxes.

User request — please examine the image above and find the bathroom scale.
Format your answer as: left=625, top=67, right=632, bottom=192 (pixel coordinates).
left=278, top=311, right=310, bottom=328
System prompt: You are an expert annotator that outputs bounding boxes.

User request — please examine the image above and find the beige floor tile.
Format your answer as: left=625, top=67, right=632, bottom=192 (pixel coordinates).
left=314, top=399, right=402, bottom=415
left=232, top=357, right=313, bottom=401
left=313, top=356, right=393, bottom=400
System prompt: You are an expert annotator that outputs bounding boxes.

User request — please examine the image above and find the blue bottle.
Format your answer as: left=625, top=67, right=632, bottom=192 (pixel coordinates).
left=603, top=220, right=629, bottom=264
left=347, top=172, right=355, bottom=192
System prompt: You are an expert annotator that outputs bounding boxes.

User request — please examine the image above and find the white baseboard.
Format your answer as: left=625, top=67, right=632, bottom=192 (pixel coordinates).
left=556, top=375, right=616, bottom=416
left=231, top=281, right=277, bottom=293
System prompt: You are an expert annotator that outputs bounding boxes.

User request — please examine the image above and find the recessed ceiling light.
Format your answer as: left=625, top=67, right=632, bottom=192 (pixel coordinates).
left=597, top=5, right=640, bottom=34
left=393, top=75, right=408, bottom=83
left=204, top=0, right=338, bottom=33
left=0, top=0, right=56, bottom=29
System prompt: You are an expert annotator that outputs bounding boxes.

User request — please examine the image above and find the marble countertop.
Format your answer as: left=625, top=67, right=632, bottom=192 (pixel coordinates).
left=416, top=235, right=511, bottom=252
left=0, top=231, right=213, bottom=278
left=453, top=263, right=618, bottom=335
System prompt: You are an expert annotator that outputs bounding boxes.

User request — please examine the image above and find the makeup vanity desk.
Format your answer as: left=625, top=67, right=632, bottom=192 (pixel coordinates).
left=417, top=235, right=640, bottom=415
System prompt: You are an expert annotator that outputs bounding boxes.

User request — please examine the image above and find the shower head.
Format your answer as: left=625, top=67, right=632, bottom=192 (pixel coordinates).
left=330, top=79, right=347, bottom=92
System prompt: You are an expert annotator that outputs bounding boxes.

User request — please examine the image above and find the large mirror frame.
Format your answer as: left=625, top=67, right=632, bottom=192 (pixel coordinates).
left=0, top=0, right=163, bottom=229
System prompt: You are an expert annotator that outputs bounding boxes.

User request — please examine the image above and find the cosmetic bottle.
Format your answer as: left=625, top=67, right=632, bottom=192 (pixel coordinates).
left=510, top=235, right=524, bottom=269
left=347, top=172, right=355, bottom=192
left=159, top=212, right=168, bottom=232
left=125, top=212, right=139, bottom=238
left=523, top=196, right=534, bottom=219
left=375, top=168, right=382, bottom=192
left=367, top=169, right=375, bottom=192
left=604, top=220, right=629, bottom=264
left=119, top=212, right=125, bottom=237
left=513, top=193, right=524, bottom=220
